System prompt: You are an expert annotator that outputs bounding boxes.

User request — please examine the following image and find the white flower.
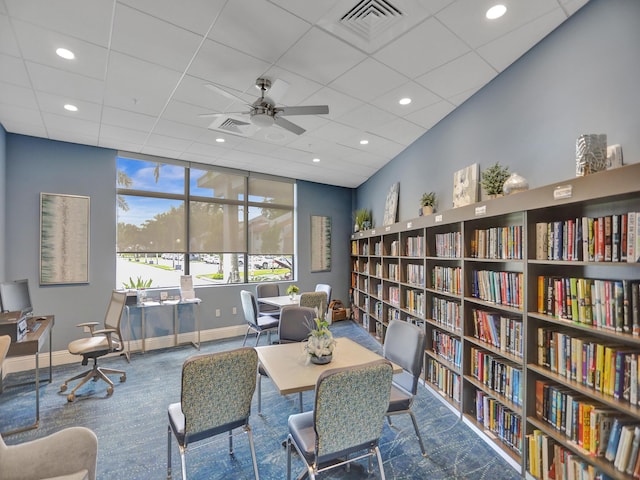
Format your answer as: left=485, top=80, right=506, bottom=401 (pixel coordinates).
left=305, top=315, right=335, bottom=359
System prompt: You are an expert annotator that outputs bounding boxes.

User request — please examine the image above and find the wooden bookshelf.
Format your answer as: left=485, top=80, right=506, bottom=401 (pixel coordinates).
left=350, top=162, right=640, bottom=478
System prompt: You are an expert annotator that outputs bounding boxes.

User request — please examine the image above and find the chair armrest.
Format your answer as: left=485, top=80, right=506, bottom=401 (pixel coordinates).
left=92, top=328, right=117, bottom=348
left=75, top=322, right=99, bottom=335
left=0, top=426, right=98, bottom=480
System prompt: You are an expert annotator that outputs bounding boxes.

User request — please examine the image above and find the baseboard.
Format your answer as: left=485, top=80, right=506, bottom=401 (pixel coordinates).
left=2, top=325, right=247, bottom=375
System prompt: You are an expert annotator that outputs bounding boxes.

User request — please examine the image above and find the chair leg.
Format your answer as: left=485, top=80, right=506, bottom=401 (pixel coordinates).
left=228, top=429, right=233, bottom=455
left=246, top=425, right=260, bottom=480
left=298, top=392, right=303, bottom=412
left=167, top=425, right=172, bottom=479
left=375, top=445, right=386, bottom=480
left=286, top=436, right=292, bottom=480
left=257, top=374, right=263, bottom=415
left=179, top=445, right=187, bottom=480
left=408, top=410, right=427, bottom=457
left=242, top=327, right=251, bottom=346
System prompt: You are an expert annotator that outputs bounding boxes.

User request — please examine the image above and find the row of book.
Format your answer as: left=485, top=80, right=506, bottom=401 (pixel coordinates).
left=388, top=263, right=400, bottom=281
left=470, top=269, right=524, bottom=309
left=431, top=265, right=462, bottom=295
left=537, top=275, right=640, bottom=333
left=535, top=212, right=640, bottom=263
left=405, top=264, right=424, bottom=286
left=470, top=225, right=523, bottom=260
left=435, top=231, right=462, bottom=258
left=388, top=286, right=400, bottom=306
left=405, top=289, right=424, bottom=316
left=431, top=296, right=461, bottom=333
left=432, top=330, right=462, bottom=368
left=535, top=380, right=640, bottom=476
left=404, top=235, right=425, bottom=257
left=471, top=308, right=524, bottom=358
left=537, top=326, right=640, bottom=405
left=475, top=389, right=522, bottom=454
left=470, top=347, right=522, bottom=407
left=386, top=307, right=401, bottom=324
left=527, top=430, right=613, bottom=480
left=426, top=357, right=461, bottom=404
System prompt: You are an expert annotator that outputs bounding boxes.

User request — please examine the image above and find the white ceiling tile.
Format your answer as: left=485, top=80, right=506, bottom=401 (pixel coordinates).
left=265, top=1, right=340, bottom=25
left=369, top=117, right=425, bottom=146
left=11, top=19, right=108, bottom=79
left=340, top=133, right=406, bottom=158
left=98, top=137, right=143, bottom=152
left=374, top=17, right=470, bottom=78
left=301, top=87, right=364, bottom=121
left=26, top=61, right=105, bottom=103
left=560, top=0, right=590, bottom=16
left=207, top=1, right=311, bottom=63
left=99, top=124, right=150, bottom=144
left=305, top=122, right=361, bottom=144
left=277, top=27, right=367, bottom=85
left=172, top=75, right=250, bottom=112
left=35, top=91, right=102, bottom=121
left=145, top=134, right=193, bottom=152
left=416, top=52, right=497, bottom=99
left=153, top=119, right=207, bottom=141
left=0, top=119, right=47, bottom=138
left=0, top=82, right=38, bottom=110
left=0, top=103, right=44, bottom=131
left=0, top=53, right=29, bottom=86
left=47, top=129, right=99, bottom=146
left=42, top=111, right=100, bottom=137
left=140, top=145, right=185, bottom=159
left=336, top=103, right=398, bottom=131
left=370, top=80, right=441, bottom=116
left=101, top=106, right=156, bottom=132
left=0, top=14, right=20, bottom=56
left=4, top=0, right=113, bottom=47
left=259, top=67, right=324, bottom=107
left=329, top=57, right=408, bottom=102
left=119, top=0, right=226, bottom=35
left=162, top=99, right=226, bottom=128
left=404, top=99, right=456, bottom=130
left=111, top=4, right=203, bottom=73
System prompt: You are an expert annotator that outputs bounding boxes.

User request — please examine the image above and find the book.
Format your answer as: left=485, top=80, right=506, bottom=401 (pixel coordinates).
left=604, top=215, right=612, bottom=262
left=606, top=417, right=635, bottom=462
left=615, top=424, right=637, bottom=471
left=629, top=212, right=637, bottom=263
left=627, top=426, right=640, bottom=475
left=536, top=222, right=548, bottom=260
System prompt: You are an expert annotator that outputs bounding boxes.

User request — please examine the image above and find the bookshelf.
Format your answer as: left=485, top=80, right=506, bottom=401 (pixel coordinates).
left=350, top=162, right=640, bottom=478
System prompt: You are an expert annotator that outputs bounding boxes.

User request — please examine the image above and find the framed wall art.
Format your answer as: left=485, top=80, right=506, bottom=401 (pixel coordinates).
left=40, top=193, right=90, bottom=285
left=310, top=215, right=331, bottom=272
left=383, top=182, right=399, bottom=226
left=452, top=163, right=479, bottom=208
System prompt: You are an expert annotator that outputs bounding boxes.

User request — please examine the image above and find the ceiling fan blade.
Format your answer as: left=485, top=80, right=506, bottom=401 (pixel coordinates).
left=204, top=83, right=248, bottom=104
left=276, top=105, right=329, bottom=116
left=273, top=116, right=305, bottom=135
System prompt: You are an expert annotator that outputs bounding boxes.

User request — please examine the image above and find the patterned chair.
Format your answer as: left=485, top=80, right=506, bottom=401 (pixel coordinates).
left=314, top=284, right=332, bottom=305
left=299, top=292, right=327, bottom=321
left=256, top=283, right=281, bottom=318
left=286, top=360, right=393, bottom=480
left=257, top=305, right=316, bottom=414
left=240, top=290, right=279, bottom=346
left=383, top=319, right=428, bottom=456
left=167, top=347, right=260, bottom=480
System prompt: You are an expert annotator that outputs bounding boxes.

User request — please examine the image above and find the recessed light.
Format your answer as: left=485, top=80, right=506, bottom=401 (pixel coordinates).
left=313, top=158, right=320, bottom=163
left=56, top=48, right=75, bottom=60
left=399, top=97, right=412, bottom=105
left=360, top=140, right=369, bottom=145
left=215, top=138, right=225, bottom=143
left=486, top=4, right=507, bottom=20
left=64, top=104, right=78, bottom=112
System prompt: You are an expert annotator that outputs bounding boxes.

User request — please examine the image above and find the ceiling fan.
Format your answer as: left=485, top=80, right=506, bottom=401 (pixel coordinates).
left=200, top=77, right=329, bottom=135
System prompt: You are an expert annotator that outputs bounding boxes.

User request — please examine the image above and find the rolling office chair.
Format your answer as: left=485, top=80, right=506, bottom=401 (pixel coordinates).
left=256, top=283, right=281, bottom=318
left=257, top=305, right=316, bottom=415
left=383, top=319, right=428, bottom=456
left=60, top=290, right=127, bottom=402
left=240, top=290, right=279, bottom=346
left=167, top=347, right=260, bottom=480
left=286, top=360, right=393, bottom=480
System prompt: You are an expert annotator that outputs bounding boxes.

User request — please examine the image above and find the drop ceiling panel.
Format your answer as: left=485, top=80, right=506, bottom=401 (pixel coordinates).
left=371, top=81, right=441, bottom=116
left=26, top=61, right=105, bottom=103
left=369, top=116, right=425, bottom=145
left=301, top=87, right=364, bottom=120
left=0, top=82, right=38, bottom=110
left=99, top=124, right=150, bottom=144
left=35, top=91, right=102, bottom=122
left=0, top=14, right=21, bottom=56
left=42, top=111, right=100, bottom=138
left=329, top=57, right=408, bottom=102
left=404, top=99, right=456, bottom=130
left=0, top=53, right=30, bottom=86
left=152, top=119, right=206, bottom=141
left=336, top=103, right=398, bottom=131
left=0, top=104, right=45, bottom=131
left=101, top=106, right=156, bottom=132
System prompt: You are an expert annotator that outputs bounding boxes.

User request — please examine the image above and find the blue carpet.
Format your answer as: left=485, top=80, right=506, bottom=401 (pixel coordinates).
left=0, top=321, right=521, bottom=479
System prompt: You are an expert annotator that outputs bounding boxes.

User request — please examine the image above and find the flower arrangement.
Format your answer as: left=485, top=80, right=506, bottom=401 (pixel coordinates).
left=353, top=208, right=372, bottom=232
left=305, top=315, right=336, bottom=364
left=286, top=284, right=300, bottom=298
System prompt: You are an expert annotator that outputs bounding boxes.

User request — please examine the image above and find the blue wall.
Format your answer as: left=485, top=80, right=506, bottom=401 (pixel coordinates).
left=357, top=0, right=640, bottom=225
left=2, top=135, right=353, bottom=351
left=0, top=124, right=6, bottom=280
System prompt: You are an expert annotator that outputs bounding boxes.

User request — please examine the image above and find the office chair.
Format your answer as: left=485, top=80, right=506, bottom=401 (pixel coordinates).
left=314, top=283, right=332, bottom=305
left=256, top=283, right=280, bottom=318
left=286, top=360, right=393, bottom=480
left=257, top=305, right=316, bottom=415
left=383, top=319, right=428, bottom=456
left=167, top=347, right=260, bottom=480
left=60, top=290, right=127, bottom=402
left=240, top=290, right=279, bottom=346
left=299, top=292, right=327, bottom=321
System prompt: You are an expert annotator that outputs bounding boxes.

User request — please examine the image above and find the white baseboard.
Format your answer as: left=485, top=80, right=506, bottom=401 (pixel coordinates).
left=2, top=325, right=247, bottom=375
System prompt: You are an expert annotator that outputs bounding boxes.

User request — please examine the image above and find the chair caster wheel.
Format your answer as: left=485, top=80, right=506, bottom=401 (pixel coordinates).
left=60, top=384, right=67, bottom=392
left=120, top=374, right=126, bottom=383
left=107, top=387, right=114, bottom=397
left=67, top=393, right=75, bottom=402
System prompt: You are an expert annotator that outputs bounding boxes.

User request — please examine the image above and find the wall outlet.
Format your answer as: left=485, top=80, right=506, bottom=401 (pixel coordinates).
left=215, top=309, right=221, bottom=317
left=232, top=307, right=237, bottom=314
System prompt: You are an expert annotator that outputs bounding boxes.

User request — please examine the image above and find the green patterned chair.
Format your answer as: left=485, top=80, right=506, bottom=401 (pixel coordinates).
left=167, top=347, right=260, bottom=480
left=286, top=359, right=393, bottom=480
left=299, top=291, right=327, bottom=320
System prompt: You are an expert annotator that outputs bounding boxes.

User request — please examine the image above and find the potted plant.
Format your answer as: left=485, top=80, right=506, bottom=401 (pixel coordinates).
left=121, top=277, right=153, bottom=305
left=420, top=191, right=436, bottom=215
left=353, top=208, right=372, bottom=232
left=286, top=284, right=300, bottom=299
left=480, top=162, right=511, bottom=198
left=305, top=315, right=336, bottom=364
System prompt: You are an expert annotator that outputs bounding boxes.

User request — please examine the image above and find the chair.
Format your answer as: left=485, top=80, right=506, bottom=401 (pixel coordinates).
left=240, top=290, right=279, bottom=346
left=167, top=347, right=260, bottom=480
left=257, top=305, right=315, bottom=414
left=383, top=319, right=428, bottom=457
left=314, top=284, right=332, bottom=305
left=256, top=283, right=281, bottom=318
left=286, top=360, right=393, bottom=480
left=60, top=290, right=127, bottom=402
left=299, top=292, right=327, bottom=320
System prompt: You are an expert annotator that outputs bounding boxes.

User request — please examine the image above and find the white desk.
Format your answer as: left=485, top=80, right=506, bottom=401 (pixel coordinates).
left=258, top=295, right=299, bottom=308
left=126, top=299, right=201, bottom=355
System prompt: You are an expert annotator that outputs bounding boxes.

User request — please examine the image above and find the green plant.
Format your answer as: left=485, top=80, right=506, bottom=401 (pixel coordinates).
left=354, top=208, right=372, bottom=230
left=420, top=191, right=436, bottom=207
left=286, top=284, right=300, bottom=295
left=480, top=162, right=510, bottom=196
left=122, top=276, right=153, bottom=289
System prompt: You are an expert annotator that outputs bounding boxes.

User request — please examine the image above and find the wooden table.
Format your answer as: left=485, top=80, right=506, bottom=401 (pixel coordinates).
left=258, top=295, right=299, bottom=308
left=1, top=315, right=54, bottom=435
left=255, top=337, right=400, bottom=395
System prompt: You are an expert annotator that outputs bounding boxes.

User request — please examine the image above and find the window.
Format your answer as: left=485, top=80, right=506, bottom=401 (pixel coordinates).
left=116, top=155, right=294, bottom=289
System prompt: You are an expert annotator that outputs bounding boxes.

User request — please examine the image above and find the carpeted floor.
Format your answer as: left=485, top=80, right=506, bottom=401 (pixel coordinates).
left=0, top=321, right=522, bottom=479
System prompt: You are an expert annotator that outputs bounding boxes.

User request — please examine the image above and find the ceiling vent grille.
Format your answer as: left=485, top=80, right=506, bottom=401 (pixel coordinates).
left=208, top=117, right=256, bottom=137
left=339, top=0, right=403, bottom=41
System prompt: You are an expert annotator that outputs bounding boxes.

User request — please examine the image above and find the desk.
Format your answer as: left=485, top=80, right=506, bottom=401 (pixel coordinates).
left=0, top=315, right=53, bottom=436
left=255, top=337, right=400, bottom=396
left=126, top=299, right=201, bottom=355
left=258, top=295, right=299, bottom=308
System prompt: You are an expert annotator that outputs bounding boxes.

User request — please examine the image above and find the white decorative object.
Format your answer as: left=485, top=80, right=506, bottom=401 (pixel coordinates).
left=503, top=173, right=529, bottom=195
left=383, top=182, right=399, bottom=226
left=576, top=134, right=607, bottom=176
left=453, top=164, right=479, bottom=208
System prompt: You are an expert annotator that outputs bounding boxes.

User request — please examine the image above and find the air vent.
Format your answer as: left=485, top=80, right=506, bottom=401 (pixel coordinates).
left=218, top=118, right=250, bottom=133
left=207, top=116, right=256, bottom=137
left=340, top=0, right=403, bottom=41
